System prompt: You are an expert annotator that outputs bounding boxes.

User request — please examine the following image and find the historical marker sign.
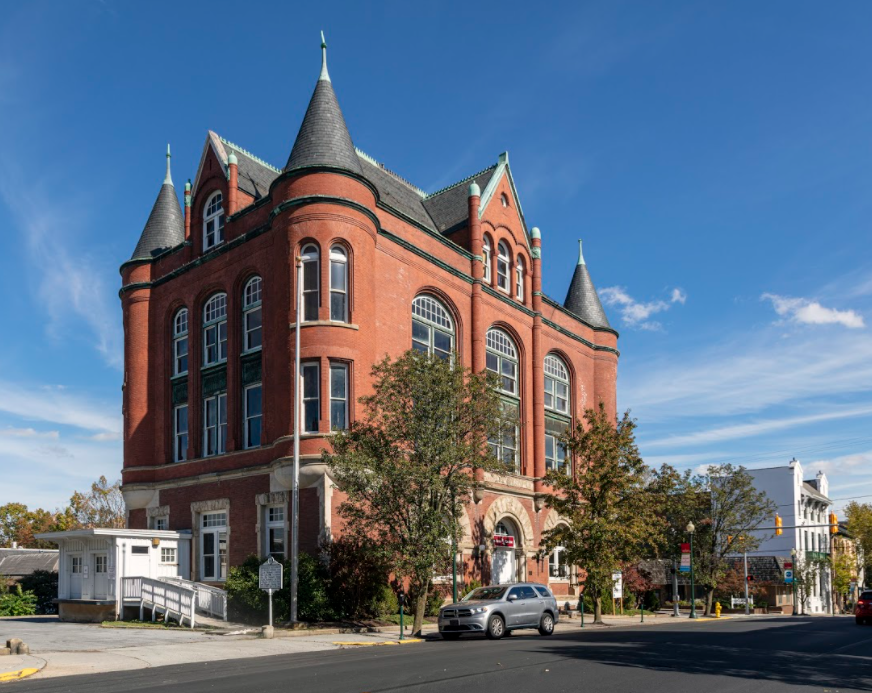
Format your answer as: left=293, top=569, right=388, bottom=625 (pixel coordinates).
left=259, top=556, right=283, bottom=591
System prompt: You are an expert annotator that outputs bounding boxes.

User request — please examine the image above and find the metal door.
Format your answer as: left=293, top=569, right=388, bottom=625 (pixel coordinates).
left=505, top=586, right=526, bottom=626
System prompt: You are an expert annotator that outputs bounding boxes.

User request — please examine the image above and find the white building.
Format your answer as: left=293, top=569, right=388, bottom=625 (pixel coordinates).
left=745, top=459, right=833, bottom=614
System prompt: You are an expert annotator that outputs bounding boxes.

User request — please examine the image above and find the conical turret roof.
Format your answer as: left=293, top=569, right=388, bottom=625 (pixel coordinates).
left=285, top=35, right=362, bottom=175
left=129, top=146, right=184, bottom=262
left=564, top=240, right=611, bottom=329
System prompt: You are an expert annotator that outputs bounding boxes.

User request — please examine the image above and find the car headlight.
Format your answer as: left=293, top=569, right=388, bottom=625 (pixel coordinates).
left=470, top=606, right=489, bottom=614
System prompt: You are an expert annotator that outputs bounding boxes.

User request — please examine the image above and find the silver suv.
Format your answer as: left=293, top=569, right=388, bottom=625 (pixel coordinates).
left=438, top=583, right=558, bottom=640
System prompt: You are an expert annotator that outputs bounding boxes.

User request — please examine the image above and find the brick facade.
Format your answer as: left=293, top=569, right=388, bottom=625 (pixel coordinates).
left=119, top=48, right=618, bottom=595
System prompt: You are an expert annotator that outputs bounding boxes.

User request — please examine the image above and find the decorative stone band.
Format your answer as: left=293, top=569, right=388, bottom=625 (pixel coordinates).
left=255, top=491, right=288, bottom=506
left=146, top=505, right=170, bottom=519
left=191, top=498, right=230, bottom=514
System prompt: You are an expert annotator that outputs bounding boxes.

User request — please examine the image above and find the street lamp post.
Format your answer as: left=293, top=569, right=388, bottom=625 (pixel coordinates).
left=687, top=522, right=698, bottom=619
left=790, top=548, right=798, bottom=616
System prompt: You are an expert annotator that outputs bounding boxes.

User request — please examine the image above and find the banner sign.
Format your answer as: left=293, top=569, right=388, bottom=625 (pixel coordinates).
left=493, top=534, right=515, bottom=548
left=612, top=571, right=623, bottom=599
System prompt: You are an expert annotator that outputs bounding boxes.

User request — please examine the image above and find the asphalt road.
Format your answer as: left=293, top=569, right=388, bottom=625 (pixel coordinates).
left=15, top=616, right=872, bottom=693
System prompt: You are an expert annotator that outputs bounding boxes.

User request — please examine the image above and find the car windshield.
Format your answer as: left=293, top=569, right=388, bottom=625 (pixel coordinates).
left=861, top=592, right=872, bottom=600
left=462, top=586, right=507, bottom=601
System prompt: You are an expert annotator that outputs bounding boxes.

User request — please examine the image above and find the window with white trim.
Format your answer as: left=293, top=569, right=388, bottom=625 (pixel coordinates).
left=482, top=235, right=492, bottom=283
left=71, top=556, right=82, bottom=574
left=329, top=362, right=348, bottom=431
left=95, top=555, right=107, bottom=574
left=486, top=328, right=518, bottom=396
left=161, top=547, right=177, bottom=564
left=486, top=328, right=520, bottom=473
left=544, top=355, right=570, bottom=415
left=497, top=241, right=510, bottom=292
left=489, top=401, right=520, bottom=473
left=203, top=392, right=227, bottom=456
left=203, top=293, right=228, bottom=366
left=151, top=517, right=168, bottom=531
left=301, top=244, right=319, bottom=322
left=173, top=308, right=188, bottom=376
left=243, top=276, right=262, bottom=353
left=301, top=362, right=319, bottom=433
left=412, top=295, right=454, bottom=361
left=265, top=505, right=285, bottom=560
left=244, top=383, right=262, bottom=448
left=545, top=428, right=569, bottom=473
left=200, top=512, right=227, bottom=581
left=515, top=257, right=525, bottom=301
left=174, top=404, right=188, bottom=462
left=549, top=545, right=567, bottom=578
left=203, top=192, right=225, bottom=251
left=329, top=245, right=348, bottom=322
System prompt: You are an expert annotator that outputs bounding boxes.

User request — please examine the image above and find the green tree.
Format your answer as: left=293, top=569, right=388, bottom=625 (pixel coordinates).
left=832, top=552, right=854, bottom=607
left=845, top=502, right=872, bottom=581
left=690, top=464, right=776, bottom=615
left=325, top=350, right=505, bottom=636
left=541, top=405, right=661, bottom=624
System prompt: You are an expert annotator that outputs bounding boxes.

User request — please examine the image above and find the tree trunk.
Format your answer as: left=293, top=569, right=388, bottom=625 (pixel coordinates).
left=593, top=595, right=604, bottom=624
left=412, top=586, right=428, bottom=637
left=704, top=587, right=714, bottom=616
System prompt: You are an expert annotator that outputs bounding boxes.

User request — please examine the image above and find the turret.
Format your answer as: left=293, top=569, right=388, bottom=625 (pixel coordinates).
left=128, top=145, right=185, bottom=262
left=563, top=240, right=610, bottom=329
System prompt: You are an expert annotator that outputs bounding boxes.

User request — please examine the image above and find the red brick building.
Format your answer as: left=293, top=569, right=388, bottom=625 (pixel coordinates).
left=120, top=42, right=618, bottom=596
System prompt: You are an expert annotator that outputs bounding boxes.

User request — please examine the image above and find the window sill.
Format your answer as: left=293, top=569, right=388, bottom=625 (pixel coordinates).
left=242, top=348, right=262, bottom=356
left=171, top=373, right=188, bottom=380
left=294, top=321, right=359, bottom=331
left=201, top=361, right=228, bottom=370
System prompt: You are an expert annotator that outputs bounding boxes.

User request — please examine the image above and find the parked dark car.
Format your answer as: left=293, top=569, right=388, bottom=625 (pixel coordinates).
left=438, top=583, right=558, bottom=640
left=855, top=590, right=872, bottom=625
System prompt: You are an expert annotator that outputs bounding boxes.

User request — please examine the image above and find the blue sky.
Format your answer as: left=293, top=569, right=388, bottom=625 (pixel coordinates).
left=1, top=1, right=870, bottom=514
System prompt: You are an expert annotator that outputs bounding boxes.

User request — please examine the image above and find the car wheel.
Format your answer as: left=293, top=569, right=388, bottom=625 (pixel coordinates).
left=441, top=632, right=461, bottom=640
left=486, top=615, right=505, bottom=640
left=538, top=612, right=555, bottom=636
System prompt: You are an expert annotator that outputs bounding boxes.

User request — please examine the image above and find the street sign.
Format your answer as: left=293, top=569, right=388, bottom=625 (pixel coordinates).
left=259, top=556, right=283, bottom=591
left=784, top=569, right=794, bottom=584
left=612, top=571, right=622, bottom=599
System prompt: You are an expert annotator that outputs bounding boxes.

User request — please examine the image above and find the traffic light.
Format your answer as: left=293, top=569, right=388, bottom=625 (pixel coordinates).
left=746, top=575, right=754, bottom=583
left=830, top=512, right=839, bottom=535
left=775, top=514, right=783, bottom=536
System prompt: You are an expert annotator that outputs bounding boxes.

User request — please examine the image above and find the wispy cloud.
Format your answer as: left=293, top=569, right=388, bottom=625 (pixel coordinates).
left=0, top=380, right=120, bottom=435
left=762, top=293, right=864, bottom=329
left=599, top=285, right=686, bottom=330
left=0, top=427, right=59, bottom=439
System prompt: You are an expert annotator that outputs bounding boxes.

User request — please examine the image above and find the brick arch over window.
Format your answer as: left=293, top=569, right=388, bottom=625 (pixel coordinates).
left=542, top=509, right=570, bottom=534
left=483, top=496, right=534, bottom=550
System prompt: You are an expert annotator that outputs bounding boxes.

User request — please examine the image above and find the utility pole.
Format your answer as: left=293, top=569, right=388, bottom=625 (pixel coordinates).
left=743, top=550, right=750, bottom=616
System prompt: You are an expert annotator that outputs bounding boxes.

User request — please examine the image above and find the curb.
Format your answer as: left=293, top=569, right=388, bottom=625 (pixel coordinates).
left=331, top=638, right=423, bottom=647
left=0, top=668, right=41, bottom=683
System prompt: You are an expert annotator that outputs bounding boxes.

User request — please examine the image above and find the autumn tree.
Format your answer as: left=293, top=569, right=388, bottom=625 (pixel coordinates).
left=67, top=476, right=125, bottom=529
left=541, top=404, right=661, bottom=624
left=325, top=351, right=505, bottom=637
left=845, top=502, right=872, bottom=580
left=621, top=563, right=653, bottom=610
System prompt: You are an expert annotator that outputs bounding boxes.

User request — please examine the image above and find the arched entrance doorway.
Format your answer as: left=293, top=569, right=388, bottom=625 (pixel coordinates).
left=492, top=519, right=519, bottom=585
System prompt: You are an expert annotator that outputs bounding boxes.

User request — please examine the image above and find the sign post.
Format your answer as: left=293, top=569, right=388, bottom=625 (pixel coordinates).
left=259, top=557, right=283, bottom=628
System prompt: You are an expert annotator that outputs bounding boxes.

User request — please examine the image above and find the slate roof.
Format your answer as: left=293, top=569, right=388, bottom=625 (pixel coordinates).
left=422, top=167, right=498, bottom=235
left=357, top=153, right=434, bottom=230
left=0, top=549, right=58, bottom=578
left=285, top=78, right=362, bottom=175
left=221, top=139, right=281, bottom=200
left=563, top=249, right=611, bottom=328
left=129, top=182, right=185, bottom=262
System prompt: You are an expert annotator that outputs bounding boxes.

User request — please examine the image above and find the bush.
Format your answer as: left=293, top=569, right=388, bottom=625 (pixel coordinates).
left=426, top=588, right=447, bottom=616
left=19, top=571, right=58, bottom=615
left=326, top=538, right=390, bottom=619
left=0, top=584, right=37, bottom=616
left=462, top=578, right=482, bottom=599
left=371, top=584, right=399, bottom=617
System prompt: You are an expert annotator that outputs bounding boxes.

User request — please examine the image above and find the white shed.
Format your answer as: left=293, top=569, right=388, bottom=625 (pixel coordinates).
left=36, top=529, right=192, bottom=623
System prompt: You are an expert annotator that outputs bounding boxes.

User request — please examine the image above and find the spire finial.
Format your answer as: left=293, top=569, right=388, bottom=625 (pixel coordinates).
left=577, top=239, right=585, bottom=266
left=164, top=143, right=173, bottom=185
left=319, top=30, right=330, bottom=82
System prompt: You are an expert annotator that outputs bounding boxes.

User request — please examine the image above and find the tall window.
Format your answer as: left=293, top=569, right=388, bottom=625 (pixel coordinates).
left=200, top=512, right=227, bottom=581
left=544, top=355, right=570, bottom=415
left=497, top=241, right=510, bottom=292
left=244, top=383, right=262, bottom=448
left=174, top=404, right=188, bottom=462
left=545, top=426, right=569, bottom=473
left=486, top=328, right=520, bottom=473
left=329, top=245, right=348, bottom=322
left=173, top=309, right=188, bottom=376
left=330, top=362, right=348, bottom=431
left=412, top=295, right=454, bottom=360
left=515, top=257, right=525, bottom=301
left=549, top=545, right=567, bottom=578
left=301, top=244, right=319, bottom=322
left=545, top=356, right=571, bottom=474
left=243, top=277, right=262, bottom=352
left=301, top=362, right=319, bottom=433
left=486, top=328, right=518, bottom=396
left=203, top=294, right=228, bottom=366
left=203, top=392, right=227, bottom=456
left=265, top=506, right=285, bottom=560
left=482, top=235, right=492, bottom=283
left=203, top=192, right=225, bottom=251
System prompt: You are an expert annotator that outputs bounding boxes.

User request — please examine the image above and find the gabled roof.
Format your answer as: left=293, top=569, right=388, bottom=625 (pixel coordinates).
left=222, top=138, right=281, bottom=200
left=563, top=241, right=611, bottom=329
left=422, top=166, right=498, bottom=234
left=0, top=549, right=58, bottom=577
left=129, top=149, right=184, bottom=262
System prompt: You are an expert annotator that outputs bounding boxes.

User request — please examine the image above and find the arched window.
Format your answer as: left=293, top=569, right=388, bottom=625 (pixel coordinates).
left=515, top=257, right=525, bottom=301
left=412, top=295, right=454, bottom=360
left=203, top=192, right=225, bottom=251
left=172, top=308, right=189, bottom=376
left=497, top=241, right=510, bottom=292
left=486, top=327, right=520, bottom=473
left=482, top=235, right=492, bottom=283
left=301, top=244, right=319, bottom=322
left=486, top=328, right=518, bottom=395
left=500, top=193, right=509, bottom=208
left=243, top=276, right=262, bottom=352
left=544, top=355, right=569, bottom=414
left=329, top=245, right=348, bottom=322
left=203, top=293, right=228, bottom=366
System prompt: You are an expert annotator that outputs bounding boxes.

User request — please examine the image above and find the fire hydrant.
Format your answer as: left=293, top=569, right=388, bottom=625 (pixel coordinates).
left=714, top=601, right=722, bottom=618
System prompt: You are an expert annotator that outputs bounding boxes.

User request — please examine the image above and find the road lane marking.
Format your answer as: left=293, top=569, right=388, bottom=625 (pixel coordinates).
left=0, top=668, right=40, bottom=682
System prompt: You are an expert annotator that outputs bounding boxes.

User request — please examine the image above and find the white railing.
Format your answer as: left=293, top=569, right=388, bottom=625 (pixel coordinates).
left=123, top=576, right=196, bottom=628
left=159, top=576, right=228, bottom=621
